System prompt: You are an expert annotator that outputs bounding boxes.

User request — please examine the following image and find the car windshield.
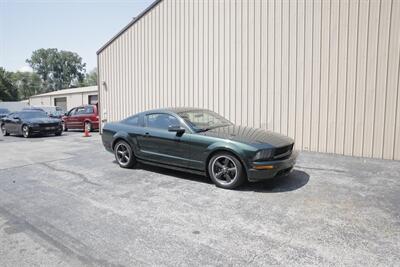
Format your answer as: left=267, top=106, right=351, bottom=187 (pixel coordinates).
left=0, top=108, right=10, bottom=113
left=178, top=110, right=232, bottom=132
left=19, top=111, right=48, bottom=119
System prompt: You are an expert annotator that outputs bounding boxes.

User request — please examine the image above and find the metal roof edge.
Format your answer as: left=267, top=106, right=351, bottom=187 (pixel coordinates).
left=96, top=0, right=163, bottom=55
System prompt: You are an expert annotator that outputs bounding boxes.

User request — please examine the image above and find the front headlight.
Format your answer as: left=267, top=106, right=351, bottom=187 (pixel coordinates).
left=253, top=149, right=274, bottom=161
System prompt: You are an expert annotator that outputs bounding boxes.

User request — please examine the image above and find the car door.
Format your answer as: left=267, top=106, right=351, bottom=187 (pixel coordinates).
left=74, top=107, right=86, bottom=129
left=64, top=108, right=76, bottom=129
left=9, top=113, right=23, bottom=133
left=136, top=113, right=191, bottom=167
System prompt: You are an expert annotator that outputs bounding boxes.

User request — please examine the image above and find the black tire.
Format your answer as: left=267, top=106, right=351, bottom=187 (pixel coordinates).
left=1, top=124, right=9, bottom=136
left=55, top=131, right=62, bottom=136
left=62, top=121, right=68, bottom=131
left=85, top=122, right=92, bottom=132
left=208, top=152, right=246, bottom=189
left=22, top=125, right=30, bottom=138
left=114, top=140, right=136, bottom=168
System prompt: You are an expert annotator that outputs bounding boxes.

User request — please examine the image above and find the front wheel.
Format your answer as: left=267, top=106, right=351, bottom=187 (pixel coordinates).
left=62, top=121, right=68, bottom=131
left=208, top=152, right=246, bottom=189
left=55, top=131, right=62, bottom=136
left=114, top=140, right=136, bottom=168
left=22, top=125, right=30, bottom=138
left=1, top=124, right=9, bottom=136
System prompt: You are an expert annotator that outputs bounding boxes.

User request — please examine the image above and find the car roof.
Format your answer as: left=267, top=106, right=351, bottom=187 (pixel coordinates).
left=145, top=107, right=207, bottom=114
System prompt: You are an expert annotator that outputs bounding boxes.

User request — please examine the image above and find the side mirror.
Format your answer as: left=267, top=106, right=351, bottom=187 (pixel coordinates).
left=168, top=125, right=185, bottom=136
left=13, top=116, right=20, bottom=121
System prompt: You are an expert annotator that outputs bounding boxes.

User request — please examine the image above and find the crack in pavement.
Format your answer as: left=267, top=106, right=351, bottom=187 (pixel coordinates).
left=40, top=162, right=101, bottom=186
left=0, top=206, right=125, bottom=267
left=0, top=156, right=76, bottom=171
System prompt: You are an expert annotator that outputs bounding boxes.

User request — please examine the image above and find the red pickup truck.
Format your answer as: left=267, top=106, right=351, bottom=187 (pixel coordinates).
left=62, top=105, right=99, bottom=132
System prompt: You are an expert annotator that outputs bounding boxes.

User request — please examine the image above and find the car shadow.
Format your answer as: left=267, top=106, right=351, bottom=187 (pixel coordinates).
left=1, top=134, right=56, bottom=140
left=114, top=160, right=309, bottom=192
left=239, top=170, right=310, bottom=193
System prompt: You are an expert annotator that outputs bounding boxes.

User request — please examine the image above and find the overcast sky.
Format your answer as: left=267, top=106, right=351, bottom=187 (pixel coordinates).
left=0, top=0, right=153, bottom=72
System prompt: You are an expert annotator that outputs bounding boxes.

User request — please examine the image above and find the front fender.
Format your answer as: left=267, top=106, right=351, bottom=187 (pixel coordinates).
left=205, top=141, right=256, bottom=171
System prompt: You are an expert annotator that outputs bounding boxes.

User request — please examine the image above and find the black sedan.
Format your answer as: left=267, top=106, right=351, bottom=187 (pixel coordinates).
left=102, top=108, right=297, bottom=189
left=0, top=110, right=63, bottom=138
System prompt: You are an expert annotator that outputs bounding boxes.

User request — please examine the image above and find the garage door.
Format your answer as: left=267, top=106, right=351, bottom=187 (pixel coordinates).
left=54, top=97, right=67, bottom=112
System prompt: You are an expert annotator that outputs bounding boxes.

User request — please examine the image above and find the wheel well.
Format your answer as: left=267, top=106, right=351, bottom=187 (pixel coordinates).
left=112, top=137, right=128, bottom=151
left=205, top=149, right=247, bottom=177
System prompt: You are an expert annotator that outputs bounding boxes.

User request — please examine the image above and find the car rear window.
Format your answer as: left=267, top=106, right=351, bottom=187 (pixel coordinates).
left=123, top=115, right=139, bottom=126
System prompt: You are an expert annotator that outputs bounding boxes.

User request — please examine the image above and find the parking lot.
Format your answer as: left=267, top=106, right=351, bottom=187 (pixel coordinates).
left=0, top=132, right=399, bottom=266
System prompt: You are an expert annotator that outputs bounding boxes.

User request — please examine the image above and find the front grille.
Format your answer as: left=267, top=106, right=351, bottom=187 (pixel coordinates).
left=273, top=144, right=294, bottom=159
left=39, top=123, right=59, bottom=128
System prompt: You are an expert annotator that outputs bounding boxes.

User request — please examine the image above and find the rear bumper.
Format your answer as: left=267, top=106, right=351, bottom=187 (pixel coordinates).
left=247, top=151, right=298, bottom=182
left=92, top=121, right=100, bottom=130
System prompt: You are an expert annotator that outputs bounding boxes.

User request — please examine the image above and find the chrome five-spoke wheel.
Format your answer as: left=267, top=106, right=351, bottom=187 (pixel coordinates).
left=208, top=153, right=245, bottom=189
left=212, top=156, right=238, bottom=184
left=114, top=140, right=136, bottom=168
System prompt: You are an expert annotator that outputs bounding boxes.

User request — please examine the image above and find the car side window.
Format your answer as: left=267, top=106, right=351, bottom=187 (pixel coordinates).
left=75, top=107, right=85, bottom=115
left=84, top=106, right=94, bottom=114
left=145, top=113, right=180, bottom=130
left=124, top=115, right=139, bottom=126
left=68, top=108, right=76, bottom=116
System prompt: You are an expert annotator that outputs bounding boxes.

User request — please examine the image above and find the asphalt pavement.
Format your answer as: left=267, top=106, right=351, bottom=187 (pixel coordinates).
left=0, top=132, right=399, bottom=266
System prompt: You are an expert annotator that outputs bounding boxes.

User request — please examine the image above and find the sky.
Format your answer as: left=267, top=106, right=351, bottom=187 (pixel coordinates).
left=0, top=0, right=153, bottom=72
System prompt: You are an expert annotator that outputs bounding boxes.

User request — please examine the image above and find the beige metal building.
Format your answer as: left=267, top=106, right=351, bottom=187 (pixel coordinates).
left=97, top=0, right=400, bottom=160
left=29, top=86, right=98, bottom=112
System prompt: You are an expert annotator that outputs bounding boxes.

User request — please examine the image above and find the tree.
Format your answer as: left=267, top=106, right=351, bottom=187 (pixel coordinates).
left=26, top=48, right=86, bottom=91
left=9, top=71, right=42, bottom=100
left=0, top=67, right=19, bottom=101
left=80, top=68, right=98, bottom=87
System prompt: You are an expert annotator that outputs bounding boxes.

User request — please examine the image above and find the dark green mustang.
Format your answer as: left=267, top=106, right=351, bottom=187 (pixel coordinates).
left=102, top=108, right=298, bottom=189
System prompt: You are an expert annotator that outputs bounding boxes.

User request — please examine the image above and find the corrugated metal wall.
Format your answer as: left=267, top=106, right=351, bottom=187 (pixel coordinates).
left=98, top=0, right=400, bottom=160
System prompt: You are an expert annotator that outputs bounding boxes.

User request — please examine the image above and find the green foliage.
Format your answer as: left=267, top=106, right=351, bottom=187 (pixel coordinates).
left=0, top=67, right=19, bottom=101
left=80, top=68, right=98, bottom=87
left=26, top=48, right=86, bottom=91
left=9, top=71, right=42, bottom=100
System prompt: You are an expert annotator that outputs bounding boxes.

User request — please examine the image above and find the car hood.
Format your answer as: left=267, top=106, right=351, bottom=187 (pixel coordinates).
left=198, top=125, right=294, bottom=148
left=25, top=118, right=61, bottom=124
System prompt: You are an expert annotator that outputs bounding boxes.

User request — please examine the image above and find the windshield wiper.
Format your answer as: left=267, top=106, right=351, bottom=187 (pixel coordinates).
left=197, top=124, right=231, bottom=132
left=197, top=127, right=212, bottom=133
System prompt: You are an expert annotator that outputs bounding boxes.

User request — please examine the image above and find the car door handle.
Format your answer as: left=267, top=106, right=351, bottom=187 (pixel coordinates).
left=144, top=132, right=150, bottom=137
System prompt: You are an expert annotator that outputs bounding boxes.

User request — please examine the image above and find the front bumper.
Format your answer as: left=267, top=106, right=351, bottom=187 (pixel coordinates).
left=30, top=125, right=62, bottom=135
left=247, top=151, right=298, bottom=182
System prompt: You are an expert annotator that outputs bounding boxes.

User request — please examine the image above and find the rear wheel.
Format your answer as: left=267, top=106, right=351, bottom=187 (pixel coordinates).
left=208, top=152, right=246, bottom=189
left=22, top=125, right=30, bottom=138
left=85, top=122, right=92, bottom=132
left=114, top=140, right=136, bottom=168
left=1, top=124, right=9, bottom=136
